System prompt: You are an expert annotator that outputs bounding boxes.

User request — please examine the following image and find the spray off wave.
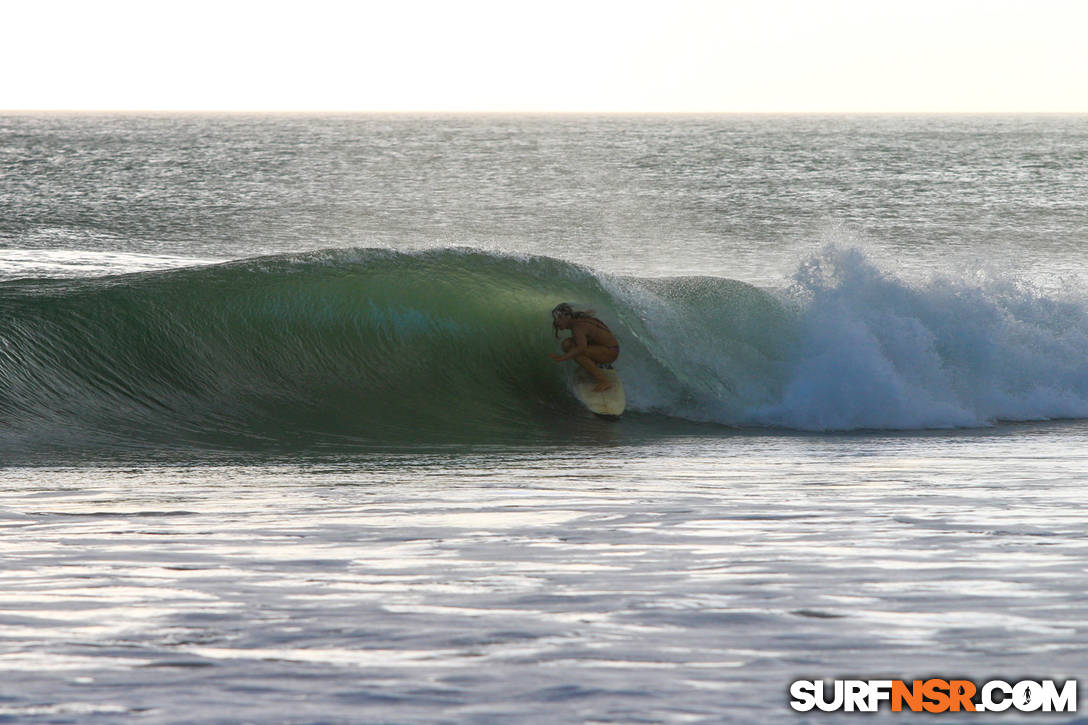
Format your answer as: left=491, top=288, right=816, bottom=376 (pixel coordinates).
left=756, top=246, right=1088, bottom=430
left=2, top=246, right=1087, bottom=452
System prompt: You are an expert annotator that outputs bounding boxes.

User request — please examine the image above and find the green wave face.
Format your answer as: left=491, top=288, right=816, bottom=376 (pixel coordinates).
left=0, top=248, right=793, bottom=453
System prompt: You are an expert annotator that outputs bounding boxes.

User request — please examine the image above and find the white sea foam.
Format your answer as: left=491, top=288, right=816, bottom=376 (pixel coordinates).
left=750, top=246, right=1088, bottom=430
left=607, top=245, right=1088, bottom=431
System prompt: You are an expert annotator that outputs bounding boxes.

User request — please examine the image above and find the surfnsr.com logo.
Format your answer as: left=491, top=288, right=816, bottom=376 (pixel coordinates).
left=789, top=679, right=1078, bottom=713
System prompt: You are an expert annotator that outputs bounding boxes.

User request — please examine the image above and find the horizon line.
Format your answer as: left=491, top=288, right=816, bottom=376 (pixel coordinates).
left=4, top=108, right=1088, bottom=116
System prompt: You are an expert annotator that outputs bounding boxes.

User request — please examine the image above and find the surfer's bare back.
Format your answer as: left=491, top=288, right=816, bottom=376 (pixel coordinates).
left=549, top=303, right=619, bottom=392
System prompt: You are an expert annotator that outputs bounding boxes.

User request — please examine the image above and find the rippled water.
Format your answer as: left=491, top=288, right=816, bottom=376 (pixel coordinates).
left=1, top=114, right=1086, bottom=723
left=3, top=426, right=1087, bottom=723
left=3, top=113, right=1086, bottom=284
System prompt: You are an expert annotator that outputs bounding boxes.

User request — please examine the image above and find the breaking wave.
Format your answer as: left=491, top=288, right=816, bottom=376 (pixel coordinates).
left=2, top=246, right=1087, bottom=453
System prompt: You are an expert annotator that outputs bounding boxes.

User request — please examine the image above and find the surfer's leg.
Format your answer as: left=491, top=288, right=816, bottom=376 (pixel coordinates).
left=572, top=354, right=613, bottom=391
left=584, top=344, right=618, bottom=366
left=581, top=345, right=620, bottom=391
left=560, top=339, right=616, bottom=391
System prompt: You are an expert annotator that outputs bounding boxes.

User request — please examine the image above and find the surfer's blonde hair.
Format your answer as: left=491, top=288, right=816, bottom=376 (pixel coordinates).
left=551, top=303, right=596, bottom=337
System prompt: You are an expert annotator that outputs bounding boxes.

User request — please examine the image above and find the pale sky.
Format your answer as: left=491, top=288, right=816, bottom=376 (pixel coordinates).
left=5, top=0, right=1087, bottom=112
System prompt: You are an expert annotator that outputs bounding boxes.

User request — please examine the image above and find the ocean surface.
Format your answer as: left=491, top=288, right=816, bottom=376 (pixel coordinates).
left=1, top=113, right=1086, bottom=723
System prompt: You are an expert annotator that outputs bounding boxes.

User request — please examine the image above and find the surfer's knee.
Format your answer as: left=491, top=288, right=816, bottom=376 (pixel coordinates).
left=561, top=338, right=576, bottom=352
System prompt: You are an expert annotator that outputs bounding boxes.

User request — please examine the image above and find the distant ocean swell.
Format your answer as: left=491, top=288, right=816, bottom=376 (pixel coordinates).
left=2, top=246, right=1087, bottom=452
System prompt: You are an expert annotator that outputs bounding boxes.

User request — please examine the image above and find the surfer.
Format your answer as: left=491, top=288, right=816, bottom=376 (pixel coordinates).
left=549, top=303, right=619, bottom=392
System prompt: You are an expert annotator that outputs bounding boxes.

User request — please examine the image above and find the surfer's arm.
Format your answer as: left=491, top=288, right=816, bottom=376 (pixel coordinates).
left=550, top=329, right=589, bottom=361
left=551, top=345, right=586, bottom=362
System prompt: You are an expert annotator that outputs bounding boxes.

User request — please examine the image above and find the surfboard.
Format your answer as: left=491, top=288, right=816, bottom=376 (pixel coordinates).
left=573, top=367, right=625, bottom=420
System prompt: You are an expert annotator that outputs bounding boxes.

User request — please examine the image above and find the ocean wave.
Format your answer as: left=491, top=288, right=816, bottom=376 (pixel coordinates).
left=1, top=246, right=1087, bottom=452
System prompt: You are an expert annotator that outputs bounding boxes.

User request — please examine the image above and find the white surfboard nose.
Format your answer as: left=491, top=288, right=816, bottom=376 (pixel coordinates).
left=573, top=368, right=626, bottom=418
